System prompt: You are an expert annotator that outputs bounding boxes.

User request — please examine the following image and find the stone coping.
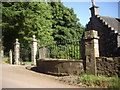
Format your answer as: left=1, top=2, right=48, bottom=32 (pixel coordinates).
left=37, top=58, right=83, bottom=62
left=96, top=57, right=120, bottom=58
left=96, top=57, right=120, bottom=61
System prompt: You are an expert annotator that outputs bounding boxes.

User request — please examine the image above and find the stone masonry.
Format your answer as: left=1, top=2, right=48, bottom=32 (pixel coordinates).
left=31, top=35, right=37, bottom=65
left=14, top=39, right=20, bottom=65
left=9, top=49, right=12, bottom=64
left=84, top=30, right=99, bottom=75
left=96, top=57, right=120, bottom=77
left=39, top=46, right=48, bottom=59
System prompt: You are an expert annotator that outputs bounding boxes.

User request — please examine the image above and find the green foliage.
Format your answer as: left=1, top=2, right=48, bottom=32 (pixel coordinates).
left=2, top=2, right=54, bottom=51
left=79, top=74, right=120, bottom=89
left=46, top=39, right=81, bottom=59
left=2, top=56, right=10, bottom=64
left=2, top=2, right=84, bottom=60
left=48, top=2, right=84, bottom=41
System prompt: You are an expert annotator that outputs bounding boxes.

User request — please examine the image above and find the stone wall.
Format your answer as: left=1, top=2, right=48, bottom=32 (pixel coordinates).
left=96, top=57, right=120, bottom=77
left=37, top=59, right=84, bottom=76
left=36, top=58, right=120, bottom=77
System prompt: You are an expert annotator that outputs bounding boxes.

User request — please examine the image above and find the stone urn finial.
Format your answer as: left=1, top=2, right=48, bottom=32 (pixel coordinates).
left=32, top=35, right=37, bottom=42
left=15, top=38, right=20, bottom=45
left=16, top=38, right=18, bottom=42
left=33, top=35, right=36, bottom=39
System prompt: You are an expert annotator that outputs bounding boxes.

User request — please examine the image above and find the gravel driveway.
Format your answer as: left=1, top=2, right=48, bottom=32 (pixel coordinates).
left=2, top=64, right=79, bottom=88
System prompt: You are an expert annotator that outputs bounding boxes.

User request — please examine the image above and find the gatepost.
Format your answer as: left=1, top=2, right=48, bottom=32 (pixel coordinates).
left=14, top=39, right=20, bottom=65
left=0, top=49, right=4, bottom=58
left=31, top=35, right=37, bottom=66
left=9, top=49, right=12, bottom=64
left=84, top=30, right=99, bottom=75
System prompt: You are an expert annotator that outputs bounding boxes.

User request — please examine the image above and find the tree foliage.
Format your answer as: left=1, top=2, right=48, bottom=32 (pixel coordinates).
left=49, top=2, right=84, bottom=41
left=2, top=2, right=84, bottom=59
left=2, top=2, right=54, bottom=52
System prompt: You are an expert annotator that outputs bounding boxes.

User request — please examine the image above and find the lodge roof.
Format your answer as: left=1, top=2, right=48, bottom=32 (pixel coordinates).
left=96, top=15, right=120, bottom=33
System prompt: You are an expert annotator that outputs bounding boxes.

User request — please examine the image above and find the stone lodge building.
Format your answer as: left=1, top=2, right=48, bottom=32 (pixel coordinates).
left=81, top=1, right=120, bottom=59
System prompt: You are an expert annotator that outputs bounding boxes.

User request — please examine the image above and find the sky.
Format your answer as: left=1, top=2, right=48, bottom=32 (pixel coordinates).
left=62, top=1, right=119, bottom=27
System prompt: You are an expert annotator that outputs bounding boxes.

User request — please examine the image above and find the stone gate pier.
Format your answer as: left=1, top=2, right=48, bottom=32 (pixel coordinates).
left=31, top=35, right=37, bottom=66
left=14, top=39, right=20, bottom=65
left=84, top=30, right=99, bottom=75
left=9, top=49, right=13, bottom=64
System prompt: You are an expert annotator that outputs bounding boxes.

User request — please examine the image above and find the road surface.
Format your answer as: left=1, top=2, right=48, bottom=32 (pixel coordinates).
left=2, top=64, right=79, bottom=88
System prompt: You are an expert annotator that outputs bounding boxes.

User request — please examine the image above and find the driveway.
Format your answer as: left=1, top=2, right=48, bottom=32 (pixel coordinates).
left=2, top=64, right=79, bottom=88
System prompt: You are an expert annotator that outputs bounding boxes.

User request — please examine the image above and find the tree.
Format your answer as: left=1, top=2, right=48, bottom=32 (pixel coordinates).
left=48, top=2, right=84, bottom=41
left=2, top=1, right=84, bottom=60
left=2, top=2, right=54, bottom=53
left=47, top=2, right=84, bottom=59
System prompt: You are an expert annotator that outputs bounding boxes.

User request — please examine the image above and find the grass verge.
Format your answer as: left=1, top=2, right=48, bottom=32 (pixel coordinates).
left=78, top=74, right=120, bottom=89
left=21, top=61, right=32, bottom=65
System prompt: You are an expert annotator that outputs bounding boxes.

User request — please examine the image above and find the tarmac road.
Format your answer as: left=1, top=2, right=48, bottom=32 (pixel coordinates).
left=2, top=64, right=79, bottom=88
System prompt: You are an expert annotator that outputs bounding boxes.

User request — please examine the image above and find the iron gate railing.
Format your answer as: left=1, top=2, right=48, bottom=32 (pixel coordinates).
left=20, top=45, right=31, bottom=62
left=39, top=39, right=81, bottom=60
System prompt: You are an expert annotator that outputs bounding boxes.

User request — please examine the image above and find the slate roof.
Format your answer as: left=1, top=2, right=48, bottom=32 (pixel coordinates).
left=96, top=15, right=120, bottom=33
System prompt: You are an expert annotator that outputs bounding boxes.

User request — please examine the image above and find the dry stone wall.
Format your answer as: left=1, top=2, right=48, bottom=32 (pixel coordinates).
left=96, top=57, right=120, bottom=77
